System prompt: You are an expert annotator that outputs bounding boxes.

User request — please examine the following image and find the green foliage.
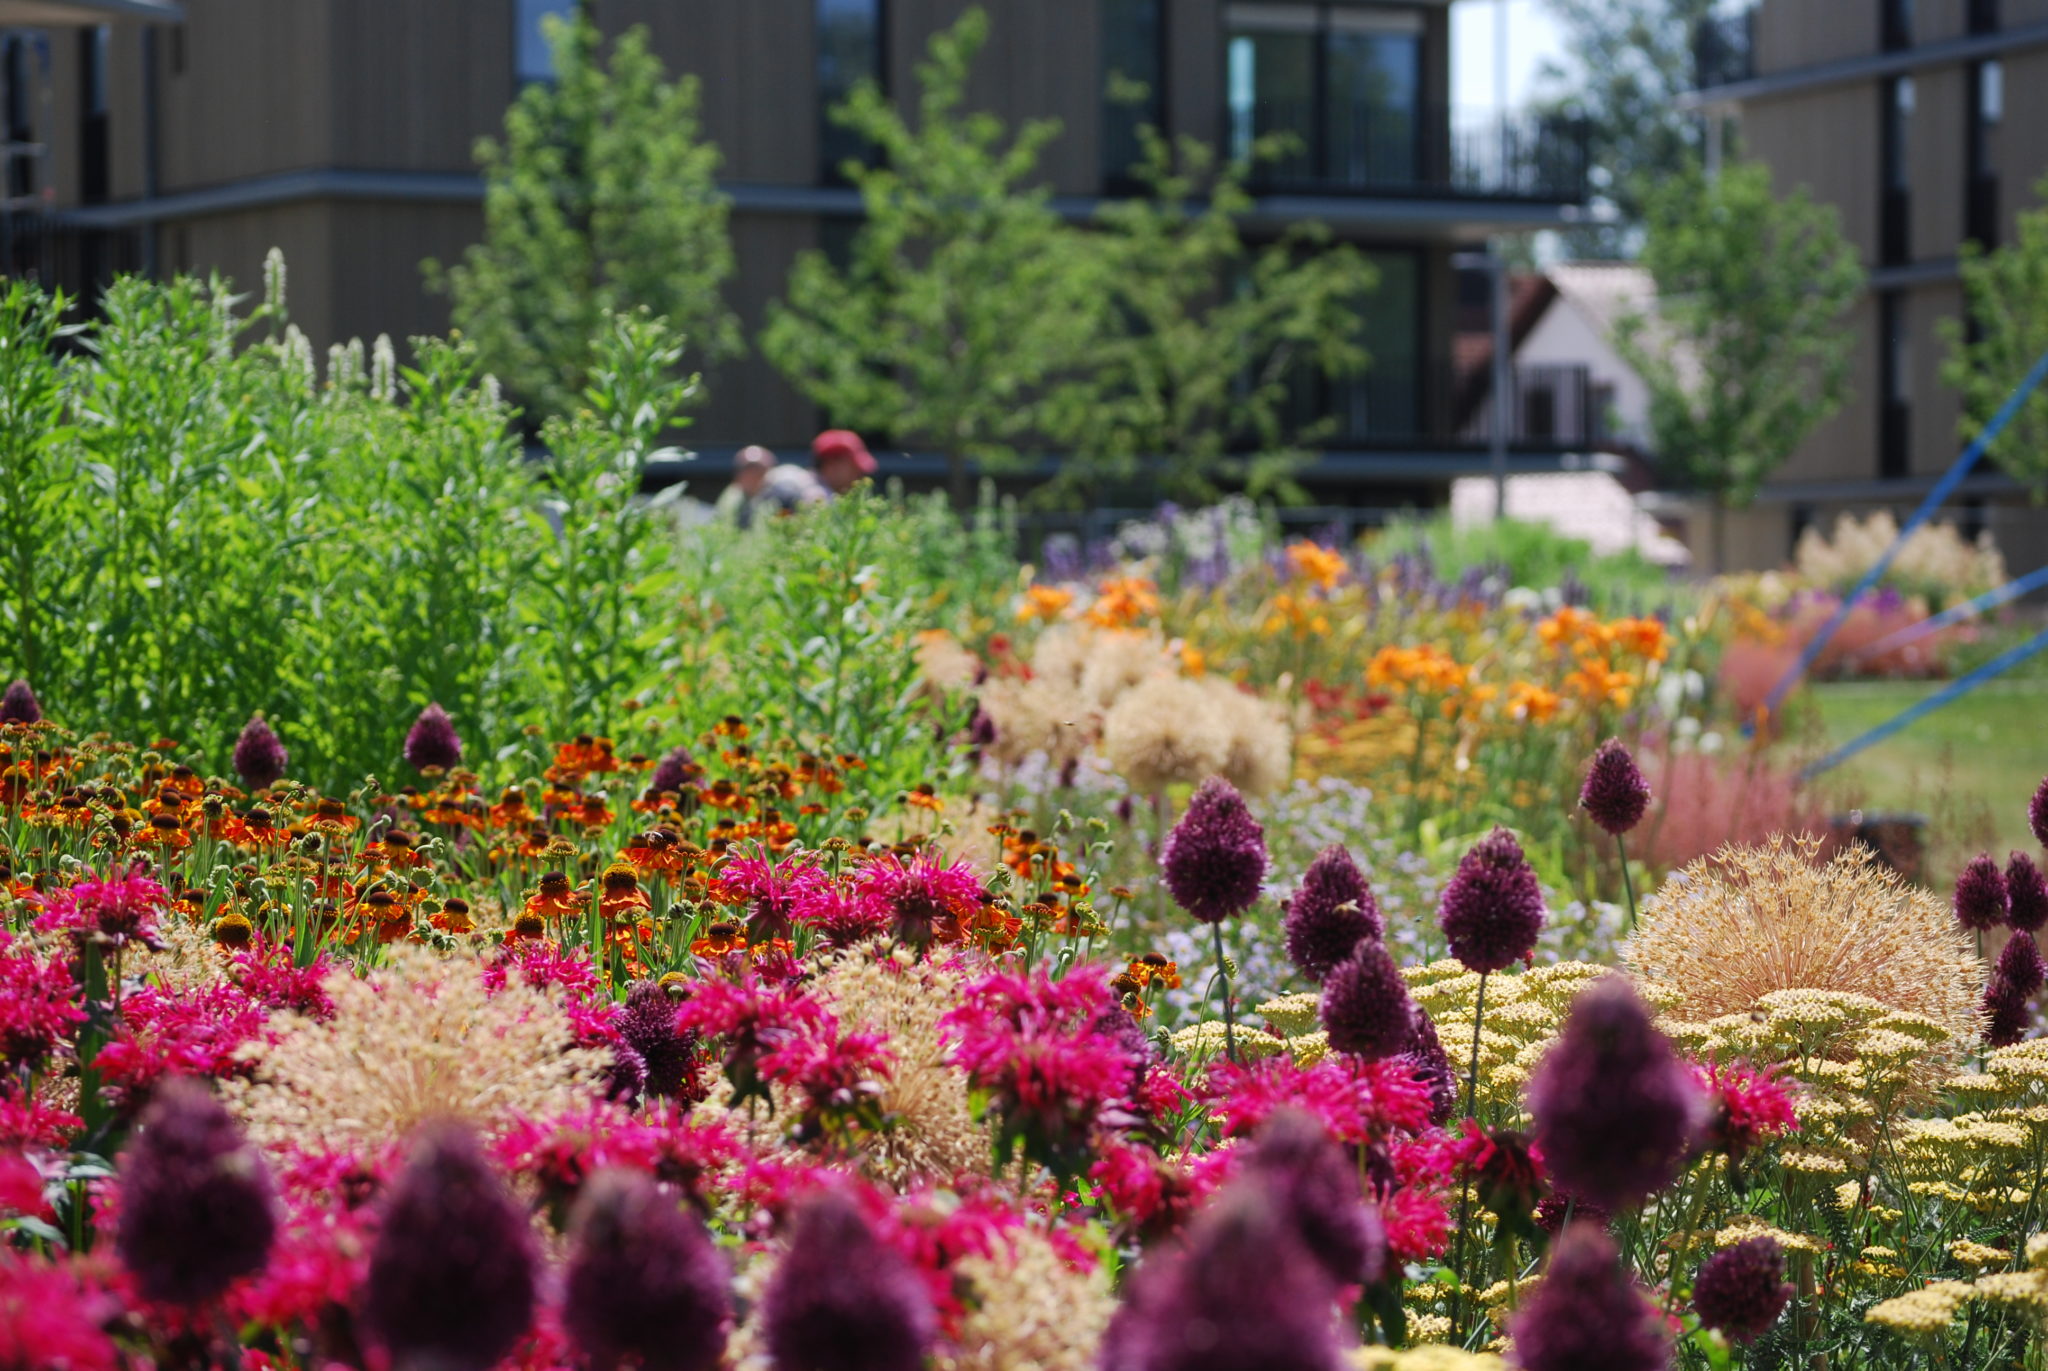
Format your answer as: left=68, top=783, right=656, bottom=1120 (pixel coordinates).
left=1369, top=512, right=1682, bottom=612
left=0, top=263, right=702, bottom=792
left=1942, top=174, right=2048, bottom=499
left=432, top=12, right=738, bottom=423
left=1535, top=0, right=1725, bottom=256
left=760, top=8, right=1104, bottom=498
left=1045, top=129, right=1378, bottom=505
left=1618, top=160, right=1863, bottom=510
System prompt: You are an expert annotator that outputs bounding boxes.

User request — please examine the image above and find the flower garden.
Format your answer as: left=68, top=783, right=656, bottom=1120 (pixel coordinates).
left=6, top=273, right=2048, bottom=1371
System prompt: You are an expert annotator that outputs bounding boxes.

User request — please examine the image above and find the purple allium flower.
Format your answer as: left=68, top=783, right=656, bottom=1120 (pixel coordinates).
left=1104, top=1185, right=1344, bottom=1371
left=762, top=1189, right=933, bottom=1371
left=2008, top=853, right=2048, bottom=934
left=1984, top=971, right=2034, bottom=1048
left=1954, top=852, right=2010, bottom=931
left=648, top=745, right=697, bottom=796
left=1404, top=1006, right=1458, bottom=1127
left=0, top=679, right=40, bottom=725
left=115, top=1077, right=276, bottom=1305
left=1436, top=827, right=1547, bottom=974
left=402, top=702, right=463, bottom=772
left=363, top=1124, right=537, bottom=1371
left=1533, top=1191, right=1610, bottom=1236
left=1996, top=930, right=2047, bottom=999
left=231, top=713, right=289, bottom=791
left=1159, top=777, right=1268, bottom=925
left=1241, top=1107, right=1386, bottom=1287
left=1579, top=737, right=1652, bottom=836
left=1319, top=940, right=1414, bottom=1061
left=2033, top=774, right=2048, bottom=851
left=1693, top=1236, right=1793, bottom=1345
left=564, top=1168, right=731, bottom=1371
left=1283, top=844, right=1383, bottom=982
left=1508, top=1223, right=1671, bottom=1371
left=601, top=1042, right=648, bottom=1104
left=616, top=980, right=695, bottom=1100
left=1527, top=977, right=1703, bottom=1212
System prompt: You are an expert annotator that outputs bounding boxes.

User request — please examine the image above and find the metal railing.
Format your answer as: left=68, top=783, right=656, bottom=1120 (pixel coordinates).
left=1231, top=99, right=1590, bottom=203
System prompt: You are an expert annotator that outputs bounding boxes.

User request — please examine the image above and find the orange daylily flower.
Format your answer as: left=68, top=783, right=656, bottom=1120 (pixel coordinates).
left=1016, top=584, right=1076, bottom=622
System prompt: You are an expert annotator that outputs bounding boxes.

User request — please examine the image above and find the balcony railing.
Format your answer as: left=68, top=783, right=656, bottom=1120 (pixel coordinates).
left=1460, top=364, right=1622, bottom=448
left=1692, top=8, right=1756, bottom=89
left=1231, top=100, right=1590, bottom=203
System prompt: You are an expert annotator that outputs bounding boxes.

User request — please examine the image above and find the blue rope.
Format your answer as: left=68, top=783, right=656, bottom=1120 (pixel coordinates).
left=1848, top=563, right=2048, bottom=663
left=1800, top=622, right=2048, bottom=780
left=1752, top=344, right=2048, bottom=730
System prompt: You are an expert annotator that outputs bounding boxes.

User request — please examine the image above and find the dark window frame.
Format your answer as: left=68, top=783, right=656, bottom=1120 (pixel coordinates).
left=817, top=0, right=886, bottom=187
left=1101, top=0, right=1167, bottom=193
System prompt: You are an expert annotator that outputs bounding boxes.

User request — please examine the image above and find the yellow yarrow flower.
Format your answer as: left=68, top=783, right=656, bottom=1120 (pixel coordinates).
left=1867, top=1282, right=1974, bottom=1338
left=1950, top=1240, right=2013, bottom=1269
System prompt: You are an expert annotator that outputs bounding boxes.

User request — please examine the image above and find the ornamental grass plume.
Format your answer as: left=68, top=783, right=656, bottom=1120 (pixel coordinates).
left=1692, top=1235, right=1794, bottom=1345
left=363, top=1123, right=537, bottom=1371
left=115, top=1077, right=276, bottom=1305
left=1526, top=976, right=1702, bottom=1212
left=1102, top=674, right=1231, bottom=795
left=0, top=679, right=41, bottom=725
left=1437, top=828, right=1546, bottom=974
left=231, top=713, right=289, bottom=791
left=1507, top=1223, right=1671, bottom=1371
left=1241, top=1106, right=1387, bottom=1287
left=1104, top=1183, right=1345, bottom=1371
left=1628, top=837, right=1983, bottom=1045
left=225, top=945, right=608, bottom=1148
left=2009, top=852, right=2048, bottom=934
left=761, top=1188, right=935, bottom=1371
left=1284, top=843, right=1383, bottom=983
left=403, top=702, right=463, bottom=772
left=1321, top=940, right=1416, bottom=1061
left=1954, top=852, right=2010, bottom=933
left=564, top=1168, right=731, bottom=1371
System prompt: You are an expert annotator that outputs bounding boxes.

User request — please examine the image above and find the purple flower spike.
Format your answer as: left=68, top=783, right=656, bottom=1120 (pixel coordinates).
left=1241, top=1107, right=1387, bottom=1288
left=363, top=1124, right=537, bottom=1371
left=1579, top=737, right=1652, bottom=836
left=116, top=1077, right=276, bottom=1305
left=1283, top=844, right=1382, bottom=982
left=1160, top=777, right=1268, bottom=925
left=1319, top=940, right=1414, bottom=1061
left=1403, top=1006, right=1458, bottom=1126
left=616, top=979, right=695, bottom=1100
left=1437, top=827, right=1547, bottom=973
left=232, top=713, right=289, bottom=791
left=0, top=679, right=40, bottom=725
left=1527, top=977, right=1702, bottom=1212
left=1954, top=853, right=2010, bottom=932
left=1693, top=1236, right=1794, bottom=1345
left=564, top=1168, right=730, bottom=1371
left=403, top=702, right=463, bottom=772
left=1508, top=1222, right=1671, bottom=1371
left=648, top=744, right=696, bottom=796
left=2032, top=774, right=2048, bottom=850
left=761, top=1189, right=933, bottom=1371
left=2008, top=853, right=2048, bottom=934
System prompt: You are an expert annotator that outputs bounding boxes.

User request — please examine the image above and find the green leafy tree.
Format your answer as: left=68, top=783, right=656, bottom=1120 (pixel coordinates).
left=761, top=8, right=1105, bottom=501
left=1044, top=130, right=1378, bottom=504
left=1942, top=175, right=2048, bottom=499
left=432, top=11, right=738, bottom=421
left=1536, top=0, right=1724, bottom=257
left=1616, top=160, right=1863, bottom=566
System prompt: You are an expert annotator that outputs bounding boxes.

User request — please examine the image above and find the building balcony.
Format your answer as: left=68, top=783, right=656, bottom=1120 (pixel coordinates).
left=1230, top=100, right=1590, bottom=205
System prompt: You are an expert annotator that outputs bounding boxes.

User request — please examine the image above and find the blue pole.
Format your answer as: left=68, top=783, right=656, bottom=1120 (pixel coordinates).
left=1848, top=563, right=2048, bottom=664
left=1752, top=344, right=2048, bottom=730
left=1800, top=622, right=2048, bottom=780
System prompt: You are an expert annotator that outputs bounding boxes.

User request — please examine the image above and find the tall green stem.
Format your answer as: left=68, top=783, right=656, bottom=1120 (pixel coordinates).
left=1616, top=832, right=1638, bottom=933
left=1448, top=970, right=1489, bottom=1343
left=1212, top=920, right=1239, bottom=1063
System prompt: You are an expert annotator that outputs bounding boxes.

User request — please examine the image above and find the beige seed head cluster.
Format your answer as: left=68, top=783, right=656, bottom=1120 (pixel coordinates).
left=224, top=944, right=606, bottom=1149
left=1629, top=837, right=1983, bottom=1044
left=809, top=947, right=991, bottom=1189
left=947, top=1227, right=1115, bottom=1371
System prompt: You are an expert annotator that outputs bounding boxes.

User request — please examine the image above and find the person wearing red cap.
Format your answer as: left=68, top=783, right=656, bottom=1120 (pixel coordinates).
left=811, top=429, right=877, bottom=495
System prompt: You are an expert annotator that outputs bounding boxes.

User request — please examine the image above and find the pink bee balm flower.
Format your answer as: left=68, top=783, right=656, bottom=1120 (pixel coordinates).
left=1696, top=1061, right=1799, bottom=1165
left=853, top=852, right=986, bottom=949
left=0, top=1250, right=121, bottom=1371
left=34, top=870, right=168, bottom=950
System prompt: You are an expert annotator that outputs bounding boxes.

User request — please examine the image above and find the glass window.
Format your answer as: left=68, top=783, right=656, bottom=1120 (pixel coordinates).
left=818, top=0, right=883, bottom=184
left=515, top=0, right=575, bottom=85
left=1884, top=77, right=1913, bottom=190
left=1101, top=0, right=1162, bottom=188
left=1325, top=12, right=1420, bottom=188
left=1330, top=249, right=1420, bottom=440
left=1883, top=0, right=1913, bottom=50
left=1227, top=4, right=1423, bottom=191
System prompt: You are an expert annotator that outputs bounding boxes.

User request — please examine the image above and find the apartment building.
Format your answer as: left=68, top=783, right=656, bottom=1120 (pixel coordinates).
left=1692, top=0, right=2048, bottom=568
left=0, top=0, right=1594, bottom=499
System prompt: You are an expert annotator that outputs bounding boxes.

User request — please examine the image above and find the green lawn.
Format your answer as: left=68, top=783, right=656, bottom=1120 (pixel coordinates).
left=1805, top=677, right=2048, bottom=868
